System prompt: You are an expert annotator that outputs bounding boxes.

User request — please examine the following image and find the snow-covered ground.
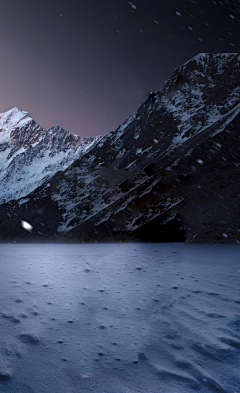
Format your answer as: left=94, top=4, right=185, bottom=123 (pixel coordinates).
left=0, top=243, right=239, bottom=393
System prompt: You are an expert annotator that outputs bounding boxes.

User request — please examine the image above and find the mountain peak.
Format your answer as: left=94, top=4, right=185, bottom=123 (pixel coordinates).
left=177, top=52, right=239, bottom=80
left=184, top=52, right=238, bottom=67
left=0, top=107, right=32, bottom=136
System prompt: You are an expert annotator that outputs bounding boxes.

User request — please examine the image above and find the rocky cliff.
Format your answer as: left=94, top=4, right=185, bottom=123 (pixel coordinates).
left=0, top=53, right=239, bottom=243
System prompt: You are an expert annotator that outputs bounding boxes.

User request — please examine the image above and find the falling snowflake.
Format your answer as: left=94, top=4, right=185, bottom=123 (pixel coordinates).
left=59, top=14, right=63, bottom=17
left=176, top=11, right=181, bottom=16
left=21, top=220, right=33, bottom=232
left=196, top=159, right=204, bottom=165
left=229, top=14, right=235, bottom=19
left=128, top=2, right=137, bottom=10
left=136, top=148, right=142, bottom=155
left=188, top=26, right=193, bottom=30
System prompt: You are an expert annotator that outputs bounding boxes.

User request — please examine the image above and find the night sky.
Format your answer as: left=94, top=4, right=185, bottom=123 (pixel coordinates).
left=0, top=0, right=239, bottom=137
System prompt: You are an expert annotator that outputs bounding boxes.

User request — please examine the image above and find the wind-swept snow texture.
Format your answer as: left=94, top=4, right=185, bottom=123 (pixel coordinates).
left=0, top=243, right=239, bottom=393
left=0, top=53, right=240, bottom=243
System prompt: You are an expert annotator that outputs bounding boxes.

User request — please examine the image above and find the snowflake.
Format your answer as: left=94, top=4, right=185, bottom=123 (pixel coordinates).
left=128, top=2, right=137, bottom=10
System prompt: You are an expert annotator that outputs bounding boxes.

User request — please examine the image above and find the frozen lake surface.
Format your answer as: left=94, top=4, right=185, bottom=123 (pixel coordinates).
left=0, top=243, right=239, bottom=393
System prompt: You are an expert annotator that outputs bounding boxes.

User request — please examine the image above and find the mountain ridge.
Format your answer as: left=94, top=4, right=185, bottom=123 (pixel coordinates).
left=0, top=107, right=101, bottom=204
left=0, top=53, right=239, bottom=243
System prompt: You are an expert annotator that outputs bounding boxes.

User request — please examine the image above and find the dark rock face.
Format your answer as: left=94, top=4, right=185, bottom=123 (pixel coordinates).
left=0, top=53, right=240, bottom=243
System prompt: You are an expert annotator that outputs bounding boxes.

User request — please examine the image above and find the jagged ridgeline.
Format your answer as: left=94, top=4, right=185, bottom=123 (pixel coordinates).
left=0, top=53, right=239, bottom=243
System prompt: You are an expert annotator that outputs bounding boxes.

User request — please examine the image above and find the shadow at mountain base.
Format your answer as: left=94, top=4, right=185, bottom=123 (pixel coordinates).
left=131, top=215, right=186, bottom=242
left=61, top=214, right=187, bottom=244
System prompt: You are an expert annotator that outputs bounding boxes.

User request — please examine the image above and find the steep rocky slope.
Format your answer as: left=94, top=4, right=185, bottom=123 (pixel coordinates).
left=0, top=53, right=239, bottom=243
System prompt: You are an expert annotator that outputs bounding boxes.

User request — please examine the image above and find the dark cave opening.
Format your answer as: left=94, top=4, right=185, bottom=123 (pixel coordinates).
left=133, top=215, right=186, bottom=242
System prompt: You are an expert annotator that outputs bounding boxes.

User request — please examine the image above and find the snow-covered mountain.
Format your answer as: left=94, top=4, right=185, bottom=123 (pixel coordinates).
left=0, top=107, right=101, bottom=203
left=0, top=53, right=240, bottom=243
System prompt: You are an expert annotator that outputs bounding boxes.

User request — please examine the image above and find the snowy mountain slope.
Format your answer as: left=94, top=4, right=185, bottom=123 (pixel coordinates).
left=0, top=53, right=239, bottom=243
left=0, top=107, right=101, bottom=204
